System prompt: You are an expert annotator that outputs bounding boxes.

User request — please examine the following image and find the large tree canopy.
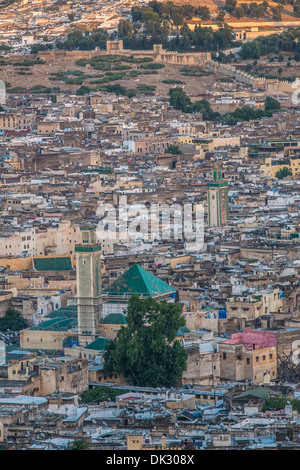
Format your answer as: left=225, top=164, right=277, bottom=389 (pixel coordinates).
left=0, top=309, right=28, bottom=332
left=275, top=167, right=292, bottom=179
left=103, top=296, right=187, bottom=387
left=168, top=87, right=218, bottom=120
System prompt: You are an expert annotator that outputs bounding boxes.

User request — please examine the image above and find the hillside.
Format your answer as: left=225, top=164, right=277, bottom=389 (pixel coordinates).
left=174, top=0, right=300, bottom=23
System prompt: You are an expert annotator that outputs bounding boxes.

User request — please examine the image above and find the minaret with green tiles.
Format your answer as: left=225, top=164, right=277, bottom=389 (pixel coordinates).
left=75, top=226, right=102, bottom=347
left=207, top=169, right=228, bottom=227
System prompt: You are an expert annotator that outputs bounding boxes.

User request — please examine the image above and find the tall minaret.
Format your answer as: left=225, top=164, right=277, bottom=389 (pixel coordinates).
left=75, top=225, right=102, bottom=347
left=207, top=169, right=229, bottom=227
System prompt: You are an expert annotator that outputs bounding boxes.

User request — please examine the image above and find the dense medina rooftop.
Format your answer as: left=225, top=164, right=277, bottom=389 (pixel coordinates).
left=1, top=0, right=300, bottom=451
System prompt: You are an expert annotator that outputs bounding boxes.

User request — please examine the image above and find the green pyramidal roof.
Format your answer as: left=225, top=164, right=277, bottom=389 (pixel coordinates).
left=85, top=337, right=109, bottom=351
left=104, top=264, right=176, bottom=298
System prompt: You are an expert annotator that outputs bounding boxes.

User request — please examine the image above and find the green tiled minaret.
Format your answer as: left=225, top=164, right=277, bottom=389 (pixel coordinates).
left=207, top=170, right=228, bottom=227
left=75, top=226, right=102, bottom=347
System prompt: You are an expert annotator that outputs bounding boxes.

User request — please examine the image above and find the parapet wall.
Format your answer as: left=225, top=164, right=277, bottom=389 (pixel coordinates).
left=38, top=50, right=107, bottom=61
left=157, top=50, right=211, bottom=66
left=38, top=43, right=211, bottom=66
left=208, top=60, right=299, bottom=94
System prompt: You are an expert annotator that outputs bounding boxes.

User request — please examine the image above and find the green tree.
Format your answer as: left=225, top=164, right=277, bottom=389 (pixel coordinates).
left=80, top=387, right=128, bottom=404
left=262, top=1, right=269, bottom=9
left=103, top=296, right=187, bottom=387
left=214, top=23, right=234, bottom=49
left=30, top=44, right=52, bottom=54
left=233, top=6, right=245, bottom=18
left=167, top=144, right=182, bottom=154
left=216, top=10, right=226, bottom=27
left=131, top=6, right=143, bottom=22
left=118, top=19, right=133, bottom=37
left=0, top=309, right=28, bottom=331
left=105, top=83, right=128, bottom=95
left=70, top=439, right=91, bottom=450
left=271, top=4, right=284, bottom=20
left=192, top=99, right=216, bottom=120
left=196, top=6, right=211, bottom=20
left=295, top=0, right=300, bottom=16
left=76, top=85, right=91, bottom=96
left=172, top=12, right=184, bottom=27
left=262, top=397, right=300, bottom=412
left=240, top=40, right=262, bottom=59
left=265, top=96, right=281, bottom=111
left=221, top=99, right=282, bottom=125
left=169, top=87, right=191, bottom=112
left=225, top=0, right=237, bottom=12
left=248, top=2, right=267, bottom=18
left=275, top=167, right=292, bottom=178
left=142, top=7, right=160, bottom=24
left=181, top=4, right=196, bottom=20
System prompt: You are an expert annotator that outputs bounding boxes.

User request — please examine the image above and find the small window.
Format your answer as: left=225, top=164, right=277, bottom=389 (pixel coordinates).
left=223, top=353, right=226, bottom=360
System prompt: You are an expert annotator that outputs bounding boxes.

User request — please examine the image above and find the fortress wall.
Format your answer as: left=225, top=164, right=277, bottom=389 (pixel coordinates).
left=209, top=61, right=300, bottom=92
left=37, top=44, right=211, bottom=66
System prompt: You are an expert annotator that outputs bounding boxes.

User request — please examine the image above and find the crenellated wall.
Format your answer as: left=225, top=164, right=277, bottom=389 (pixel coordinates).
left=208, top=60, right=300, bottom=94
left=39, top=42, right=211, bottom=67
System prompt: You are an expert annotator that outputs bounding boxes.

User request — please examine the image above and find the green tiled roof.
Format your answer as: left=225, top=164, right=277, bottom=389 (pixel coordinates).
left=31, top=318, right=62, bottom=330
left=85, top=337, right=109, bottom=351
left=33, top=256, right=73, bottom=271
left=45, top=305, right=78, bottom=319
left=104, top=264, right=176, bottom=298
left=234, top=388, right=271, bottom=400
left=176, top=326, right=190, bottom=336
left=30, top=317, right=77, bottom=332
left=75, top=245, right=101, bottom=253
left=101, top=313, right=127, bottom=325
left=30, top=305, right=78, bottom=331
